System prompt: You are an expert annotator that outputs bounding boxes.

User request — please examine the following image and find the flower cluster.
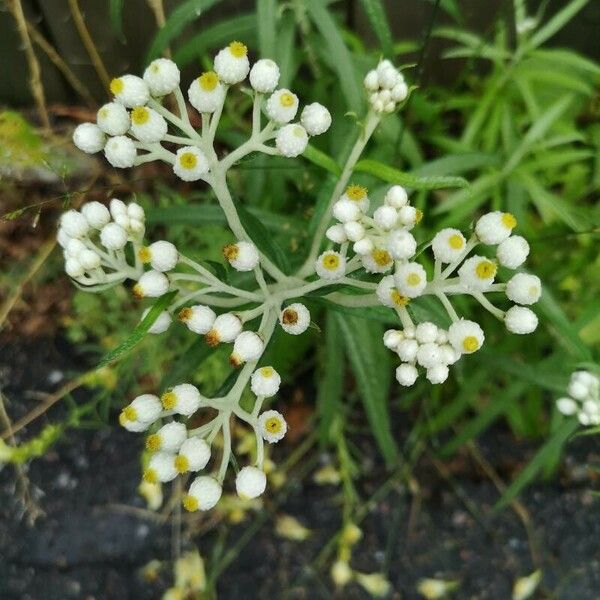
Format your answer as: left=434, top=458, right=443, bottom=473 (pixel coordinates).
left=556, top=371, right=600, bottom=426
left=318, top=184, right=541, bottom=386
left=72, top=42, right=331, bottom=179
left=363, top=60, right=409, bottom=113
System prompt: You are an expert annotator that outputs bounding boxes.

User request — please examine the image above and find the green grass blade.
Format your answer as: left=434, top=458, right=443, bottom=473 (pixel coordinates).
left=357, top=0, right=393, bottom=57
left=109, top=0, right=125, bottom=42
left=303, top=144, right=341, bottom=176
left=257, top=0, right=277, bottom=58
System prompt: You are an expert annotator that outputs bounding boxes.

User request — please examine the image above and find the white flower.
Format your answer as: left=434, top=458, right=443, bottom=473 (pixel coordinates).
left=280, top=303, right=311, bottom=335
left=333, top=199, right=362, bottom=223
left=373, top=205, right=398, bottom=230
left=438, top=343, right=460, bottom=365
left=398, top=205, right=421, bottom=228
left=146, top=421, right=187, bottom=453
left=497, top=235, right=530, bottom=269
left=144, top=452, right=178, bottom=483
left=275, top=124, right=308, bottom=157
left=415, top=322, right=438, bottom=344
left=326, top=224, right=347, bottom=244
left=133, top=270, right=169, bottom=298
left=315, top=250, right=346, bottom=280
left=506, top=273, right=541, bottom=305
left=206, top=313, right=243, bottom=346
left=129, top=106, right=168, bottom=143
left=301, top=103, right=331, bottom=135
left=397, top=338, right=418, bottom=362
left=362, top=248, right=394, bottom=274
left=81, top=201, right=110, bottom=229
left=65, top=238, right=86, bottom=259
left=387, top=230, right=416, bottom=260
left=505, top=306, right=538, bottom=334
left=179, top=304, right=216, bottom=334
left=258, top=409, right=288, bottom=443
left=96, top=102, right=130, bottom=136
left=569, top=371, right=599, bottom=399
left=214, top=41, right=250, bottom=84
left=104, top=135, right=137, bottom=168
left=235, top=466, right=267, bottom=499
left=79, top=249, right=101, bottom=270
left=60, top=210, right=89, bottom=238
left=383, top=329, right=403, bottom=350
left=250, top=366, right=281, bottom=397
left=183, top=476, right=222, bottom=511
left=353, top=237, right=374, bottom=255
left=230, top=331, right=264, bottom=366
left=343, top=221, right=365, bottom=242
left=143, top=58, right=180, bottom=96
left=99, top=222, right=128, bottom=250
left=188, top=71, right=226, bottom=113
left=119, top=394, right=162, bottom=431
left=556, top=397, right=578, bottom=416
left=395, top=262, right=427, bottom=298
left=340, top=184, right=369, bottom=212
left=73, top=123, right=106, bottom=153
left=427, top=364, right=449, bottom=384
left=139, top=240, right=178, bottom=272
left=385, top=185, right=408, bottom=208
left=161, top=383, right=202, bottom=416
left=110, top=198, right=127, bottom=218
left=249, top=58, right=280, bottom=93
left=173, top=146, right=210, bottom=181
left=127, top=202, right=145, bottom=221
left=141, top=307, right=172, bottom=334
left=391, top=81, right=408, bottom=102
left=57, top=228, right=71, bottom=249
left=65, top=258, right=85, bottom=279
left=110, top=74, right=150, bottom=107
left=175, top=437, right=211, bottom=473
left=458, top=255, right=497, bottom=291
left=448, top=319, right=484, bottom=354
left=475, top=211, right=516, bottom=245
left=376, top=275, right=410, bottom=308
left=364, top=69, right=379, bottom=91
left=431, top=228, right=466, bottom=263
left=266, top=88, right=299, bottom=123
left=396, top=363, right=418, bottom=386
left=222, top=240, right=260, bottom=272
left=416, top=343, right=442, bottom=369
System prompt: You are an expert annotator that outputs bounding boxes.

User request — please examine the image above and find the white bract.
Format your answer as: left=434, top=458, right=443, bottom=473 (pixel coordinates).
left=556, top=371, right=600, bottom=426
left=64, top=49, right=543, bottom=510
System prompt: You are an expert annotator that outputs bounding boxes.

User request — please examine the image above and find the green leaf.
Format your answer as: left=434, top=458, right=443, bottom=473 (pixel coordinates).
left=160, top=337, right=213, bottom=389
left=495, top=419, right=579, bottom=510
left=275, top=11, right=297, bottom=88
left=174, top=14, right=256, bottom=66
left=257, top=0, right=277, bottom=58
left=303, top=144, right=341, bottom=176
left=235, top=202, right=291, bottom=273
left=109, top=0, right=125, bottom=42
left=317, top=312, right=344, bottom=444
left=146, top=0, right=220, bottom=63
left=98, top=291, right=177, bottom=368
left=335, top=313, right=399, bottom=466
left=354, top=159, right=469, bottom=190
left=304, top=0, right=363, bottom=113
left=357, top=0, right=393, bottom=57
left=413, top=153, right=500, bottom=177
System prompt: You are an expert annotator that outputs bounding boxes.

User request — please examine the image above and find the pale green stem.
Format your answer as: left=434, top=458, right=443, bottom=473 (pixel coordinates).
left=218, top=415, right=232, bottom=482
left=436, top=292, right=460, bottom=322
left=472, top=291, right=506, bottom=321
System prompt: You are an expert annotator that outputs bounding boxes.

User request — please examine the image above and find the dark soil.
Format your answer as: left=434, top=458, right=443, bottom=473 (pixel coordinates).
left=1, top=337, right=599, bottom=600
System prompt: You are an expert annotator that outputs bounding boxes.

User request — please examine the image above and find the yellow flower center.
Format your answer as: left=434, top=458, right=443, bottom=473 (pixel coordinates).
left=279, top=92, right=295, bottom=108
left=161, top=391, right=177, bottom=410
left=131, top=106, right=150, bottom=125
left=150, top=62, right=160, bottom=73
left=372, top=249, right=392, bottom=267
left=132, top=283, right=144, bottom=299
left=174, top=455, right=189, bottom=473
left=391, top=290, right=409, bottom=306
left=293, top=125, right=306, bottom=137
left=282, top=308, right=298, bottom=325
left=407, top=273, right=421, bottom=287
left=182, top=494, right=199, bottom=512
left=345, top=185, right=367, bottom=201
left=260, top=366, right=274, bottom=378
left=179, top=152, right=197, bottom=169
left=138, top=246, right=152, bottom=263
left=122, top=405, right=137, bottom=421
left=415, top=209, right=423, bottom=224
left=229, top=41, right=247, bottom=57
left=265, top=417, right=282, bottom=434
left=475, top=260, right=497, bottom=279
left=143, top=468, right=157, bottom=484
left=502, top=212, right=517, bottom=229
left=145, top=434, right=161, bottom=452
left=529, top=285, right=538, bottom=297
left=110, top=78, right=124, bottom=95
left=462, top=336, right=479, bottom=352
left=223, top=243, right=239, bottom=261
left=322, top=253, right=340, bottom=270
left=198, top=71, right=219, bottom=91
left=448, top=234, right=464, bottom=249
left=205, top=329, right=220, bottom=347
left=178, top=307, right=192, bottom=322
left=98, top=108, right=108, bottom=119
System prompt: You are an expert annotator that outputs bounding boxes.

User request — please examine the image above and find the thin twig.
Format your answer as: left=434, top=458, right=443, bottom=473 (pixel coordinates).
left=68, top=0, right=111, bottom=90
left=6, top=0, right=50, bottom=129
